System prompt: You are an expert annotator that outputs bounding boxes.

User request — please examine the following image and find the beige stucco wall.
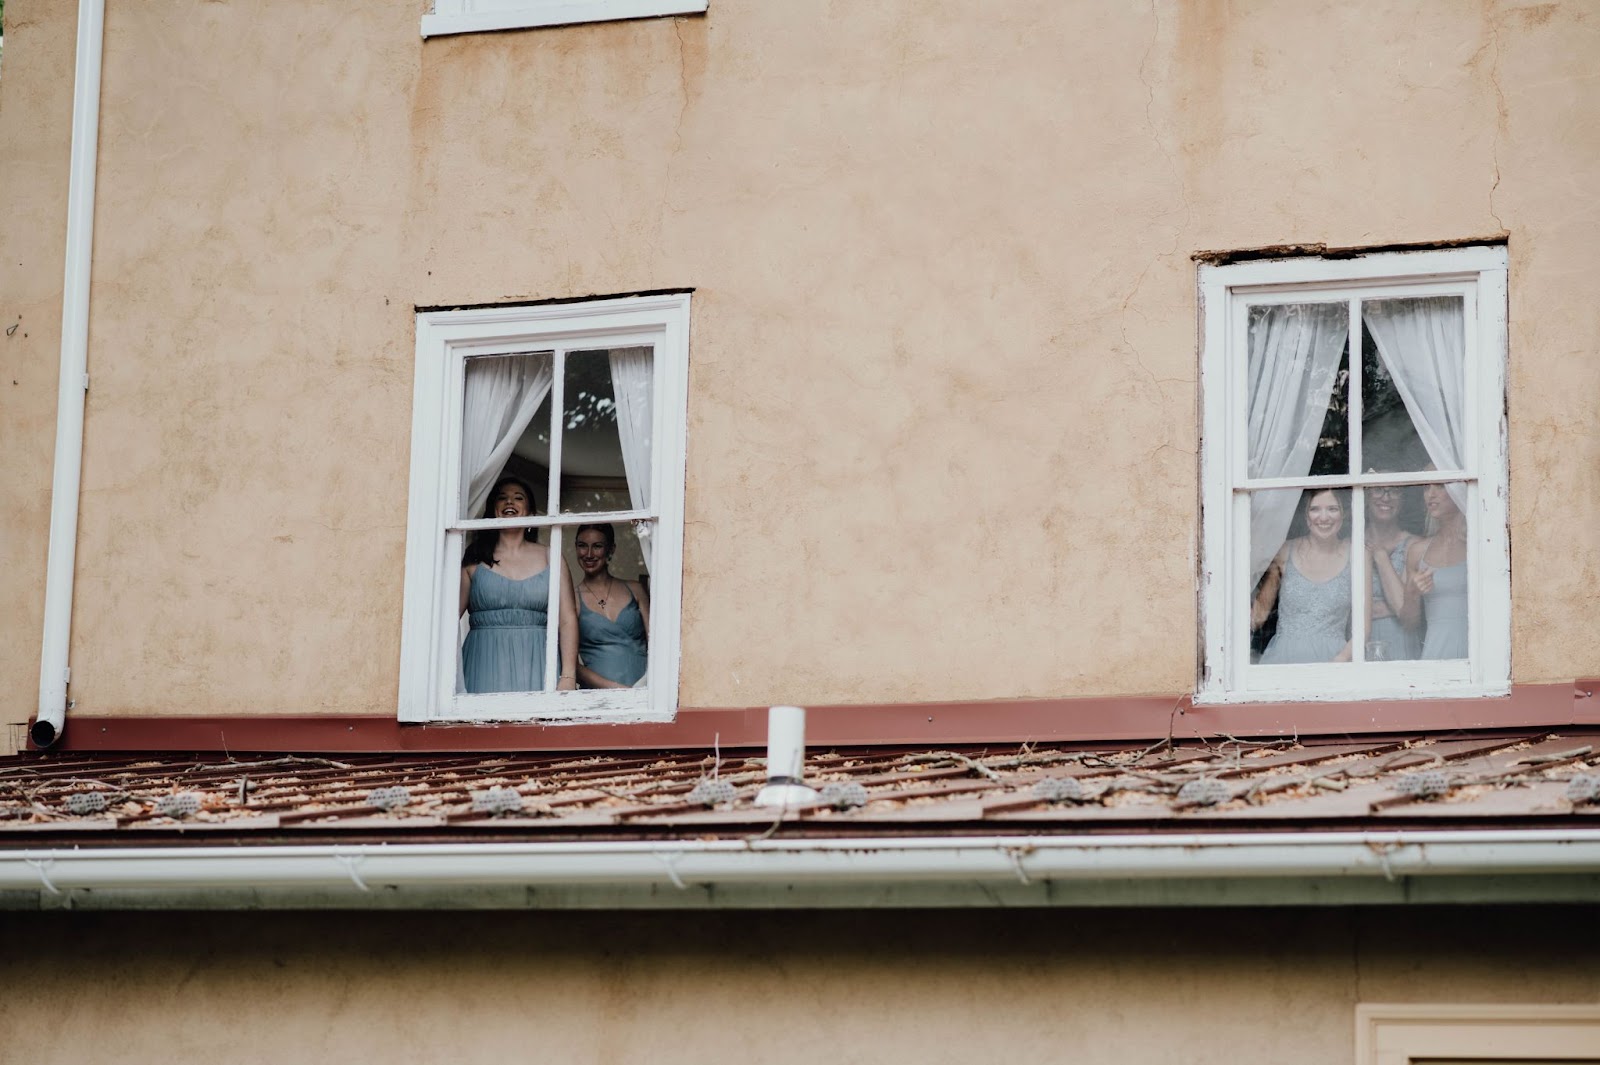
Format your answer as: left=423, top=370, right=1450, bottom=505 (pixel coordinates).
left=1, top=0, right=1598, bottom=720
left=1, top=906, right=1597, bottom=1063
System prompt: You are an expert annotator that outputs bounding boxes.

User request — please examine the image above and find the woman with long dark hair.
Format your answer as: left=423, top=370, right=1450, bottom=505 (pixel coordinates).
left=1251, top=488, right=1356, bottom=664
left=572, top=523, right=650, bottom=688
left=459, top=476, right=578, bottom=693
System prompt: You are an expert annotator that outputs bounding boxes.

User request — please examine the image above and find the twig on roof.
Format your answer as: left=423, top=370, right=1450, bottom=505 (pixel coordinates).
left=902, top=751, right=1003, bottom=783
left=210, top=755, right=356, bottom=772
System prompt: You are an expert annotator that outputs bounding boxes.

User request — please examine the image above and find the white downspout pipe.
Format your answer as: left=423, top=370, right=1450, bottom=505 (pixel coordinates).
left=35, top=0, right=108, bottom=748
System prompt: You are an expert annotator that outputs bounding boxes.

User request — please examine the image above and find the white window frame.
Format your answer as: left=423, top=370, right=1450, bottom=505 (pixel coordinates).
left=398, top=293, right=690, bottom=724
left=1197, top=246, right=1510, bottom=704
left=421, top=0, right=707, bottom=38
left=1355, top=1004, right=1600, bottom=1065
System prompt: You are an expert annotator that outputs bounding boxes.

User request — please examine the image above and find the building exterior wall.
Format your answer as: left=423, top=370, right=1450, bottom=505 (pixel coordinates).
left=1, top=906, right=1597, bottom=1063
left=1, top=0, right=1598, bottom=721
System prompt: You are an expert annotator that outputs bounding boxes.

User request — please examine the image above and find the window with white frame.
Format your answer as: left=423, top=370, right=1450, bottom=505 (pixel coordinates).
left=1198, top=246, right=1509, bottom=703
left=421, top=0, right=707, bottom=38
left=399, top=293, right=690, bottom=723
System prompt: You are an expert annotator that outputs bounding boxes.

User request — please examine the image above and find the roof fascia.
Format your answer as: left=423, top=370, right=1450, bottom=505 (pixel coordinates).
left=5, top=829, right=1600, bottom=911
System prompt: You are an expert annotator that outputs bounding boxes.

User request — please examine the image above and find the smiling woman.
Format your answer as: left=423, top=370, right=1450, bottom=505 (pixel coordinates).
left=1252, top=488, right=1355, bottom=665
left=459, top=476, right=579, bottom=695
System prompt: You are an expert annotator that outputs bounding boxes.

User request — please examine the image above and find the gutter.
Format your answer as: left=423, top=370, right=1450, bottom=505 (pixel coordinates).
left=4, top=829, right=1600, bottom=910
left=36, top=0, right=109, bottom=748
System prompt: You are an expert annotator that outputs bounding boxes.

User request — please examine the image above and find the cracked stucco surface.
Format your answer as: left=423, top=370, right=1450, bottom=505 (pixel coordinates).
left=0, top=0, right=1596, bottom=718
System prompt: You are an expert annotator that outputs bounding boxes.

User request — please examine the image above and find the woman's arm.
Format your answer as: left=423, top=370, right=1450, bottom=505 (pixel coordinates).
left=630, top=580, right=651, bottom=640
left=577, top=662, right=625, bottom=689
left=1251, top=546, right=1288, bottom=631
left=1370, top=540, right=1408, bottom=619
left=1399, top=539, right=1431, bottom=630
left=459, top=564, right=474, bottom=618
left=556, top=559, right=579, bottom=691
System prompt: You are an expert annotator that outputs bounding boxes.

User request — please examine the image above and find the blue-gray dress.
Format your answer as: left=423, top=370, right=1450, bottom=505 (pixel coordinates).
left=578, top=590, right=648, bottom=687
left=1368, top=539, right=1420, bottom=661
left=1420, top=561, right=1469, bottom=660
left=461, top=564, right=549, bottom=694
left=1260, top=546, right=1351, bottom=665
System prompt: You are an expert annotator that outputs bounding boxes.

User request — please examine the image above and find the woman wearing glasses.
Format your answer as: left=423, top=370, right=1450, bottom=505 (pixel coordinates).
left=1364, top=483, right=1421, bottom=660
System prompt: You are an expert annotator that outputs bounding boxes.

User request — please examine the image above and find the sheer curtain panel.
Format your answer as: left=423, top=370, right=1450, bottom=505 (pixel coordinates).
left=1363, top=297, right=1469, bottom=512
left=608, top=347, right=654, bottom=571
left=461, top=353, right=553, bottom=518
left=1246, top=303, right=1349, bottom=585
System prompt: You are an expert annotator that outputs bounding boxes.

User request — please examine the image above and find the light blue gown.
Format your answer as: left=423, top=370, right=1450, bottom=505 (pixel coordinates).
left=1368, top=539, right=1421, bottom=661
left=1420, top=561, right=1469, bottom=660
left=461, top=564, right=549, bottom=693
left=1260, top=546, right=1351, bottom=665
left=578, top=591, right=648, bottom=687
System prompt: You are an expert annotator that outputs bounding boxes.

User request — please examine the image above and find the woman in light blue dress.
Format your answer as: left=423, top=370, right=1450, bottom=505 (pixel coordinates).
left=1364, top=484, right=1421, bottom=661
left=1253, top=489, right=1354, bottom=664
left=573, top=524, right=650, bottom=688
left=1402, top=482, right=1470, bottom=660
left=459, top=476, right=578, bottom=693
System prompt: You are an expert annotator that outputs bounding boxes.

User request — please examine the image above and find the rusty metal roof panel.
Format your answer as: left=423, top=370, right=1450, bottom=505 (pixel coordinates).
left=3, top=728, right=1598, bottom=846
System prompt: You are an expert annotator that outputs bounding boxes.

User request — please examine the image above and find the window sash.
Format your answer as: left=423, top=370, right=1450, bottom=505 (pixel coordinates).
left=421, top=0, right=708, bottom=37
left=1197, top=248, right=1509, bottom=704
left=400, top=294, right=689, bottom=725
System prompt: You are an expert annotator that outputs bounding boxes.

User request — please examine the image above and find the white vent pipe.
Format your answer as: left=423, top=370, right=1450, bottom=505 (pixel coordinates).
left=754, top=705, right=818, bottom=808
left=34, top=0, right=108, bottom=747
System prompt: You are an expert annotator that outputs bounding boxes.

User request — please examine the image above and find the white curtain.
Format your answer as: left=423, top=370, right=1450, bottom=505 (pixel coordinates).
left=608, top=346, right=654, bottom=572
left=461, top=352, right=553, bottom=519
left=1246, top=303, right=1350, bottom=585
left=1363, top=297, right=1468, bottom=513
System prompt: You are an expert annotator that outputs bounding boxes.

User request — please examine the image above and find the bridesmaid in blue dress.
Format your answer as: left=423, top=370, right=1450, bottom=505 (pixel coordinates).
left=1364, top=484, right=1420, bottom=660
left=1252, top=488, right=1356, bottom=664
left=459, top=476, right=579, bottom=693
left=573, top=524, right=650, bottom=688
left=1401, top=482, right=1470, bottom=660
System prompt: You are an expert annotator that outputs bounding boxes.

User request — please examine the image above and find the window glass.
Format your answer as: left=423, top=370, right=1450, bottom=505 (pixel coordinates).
left=1246, top=302, right=1349, bottom=479
left=450, top=348, right=656, bottom=700
left=459, top=351, right=554, bottom=523
left=402, top=295, right=687, bottom=723
left=1361, top=295, right=1466, bottom=474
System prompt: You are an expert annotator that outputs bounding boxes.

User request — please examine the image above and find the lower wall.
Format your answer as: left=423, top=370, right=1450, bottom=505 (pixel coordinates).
left=2, top=907, right=1596, bottom=1063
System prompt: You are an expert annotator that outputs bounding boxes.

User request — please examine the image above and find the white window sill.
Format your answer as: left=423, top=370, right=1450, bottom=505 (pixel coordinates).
left=422, top=0, right=707, bottom=37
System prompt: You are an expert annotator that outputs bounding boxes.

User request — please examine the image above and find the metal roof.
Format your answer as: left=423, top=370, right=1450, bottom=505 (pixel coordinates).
left=3, top=728, right=1597, bottom=846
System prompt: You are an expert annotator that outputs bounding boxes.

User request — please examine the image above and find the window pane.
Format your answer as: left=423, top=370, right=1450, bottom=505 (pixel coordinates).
left=459, top=351, right=555, bottom=522
left=1360, top=481, right=1432, bottom=662
left=557, top=348, right=653, bottom=516
left=457, top=529, right=560, bottom=695
left=1407, top=479, right=1471, bottom=661
left=1360, top=295, right=1466, bottom=474
left=567, top=520, right=652, bottom=690
left=1246, top=302, right=1350, bottom=480
left=1248, top=486, right=1354, bottom=664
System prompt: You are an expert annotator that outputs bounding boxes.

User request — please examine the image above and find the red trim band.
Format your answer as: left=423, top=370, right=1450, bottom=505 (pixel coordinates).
left=29, top=683, right=1599, bottom=754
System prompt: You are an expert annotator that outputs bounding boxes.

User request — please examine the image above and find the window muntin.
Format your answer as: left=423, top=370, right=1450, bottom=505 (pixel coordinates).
left=1199, top=248, right=1508, bottom=703
left=421, top=0, right=708, bottom=38
left=400, top=295, right=688, bottom=723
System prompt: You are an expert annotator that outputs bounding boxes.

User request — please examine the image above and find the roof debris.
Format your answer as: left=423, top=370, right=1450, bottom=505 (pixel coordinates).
left=0, top=729, right=1596, bottom=844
